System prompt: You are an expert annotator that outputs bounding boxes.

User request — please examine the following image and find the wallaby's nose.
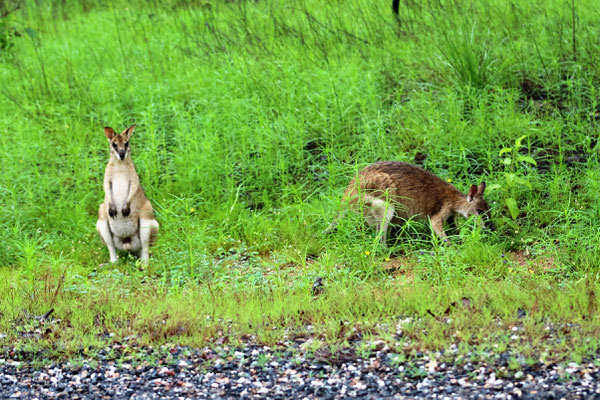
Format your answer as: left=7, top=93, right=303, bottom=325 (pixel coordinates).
left=119, top=150, right=126, bottom=160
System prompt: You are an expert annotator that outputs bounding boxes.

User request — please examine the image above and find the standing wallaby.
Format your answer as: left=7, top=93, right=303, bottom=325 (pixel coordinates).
left=96, top=125, right=159, bottom=264
left=327, top=161, right=492, bottom=244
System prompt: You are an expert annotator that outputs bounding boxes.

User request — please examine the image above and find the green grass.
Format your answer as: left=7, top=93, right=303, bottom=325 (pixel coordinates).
left=2, top=0, right=600, bottom=364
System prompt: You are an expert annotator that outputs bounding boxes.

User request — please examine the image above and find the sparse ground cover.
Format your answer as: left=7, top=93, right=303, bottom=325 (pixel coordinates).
left=2, top=0, right=600, bottom=388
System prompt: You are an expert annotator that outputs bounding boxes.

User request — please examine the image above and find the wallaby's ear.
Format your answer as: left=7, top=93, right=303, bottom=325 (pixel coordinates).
left=122, top=124, right=136, bottom=140
left=104, top=127, right=116, bottom=140
left=467, top=185, right=478, bottom=202
left=477, top=182, right=486, bottom=195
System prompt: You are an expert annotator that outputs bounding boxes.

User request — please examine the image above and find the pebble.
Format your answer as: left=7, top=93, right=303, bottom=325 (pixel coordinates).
left=1, top=336, right=599, bottom=399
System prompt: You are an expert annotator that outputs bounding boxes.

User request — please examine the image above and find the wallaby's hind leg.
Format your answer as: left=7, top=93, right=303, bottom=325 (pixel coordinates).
left=97, top=218, right=118, bottom=264
left=364, top=195, right=395, bottom=246
left=377, top=204, right=395, bottom=245
left=139, top=218, right=159, bottom=263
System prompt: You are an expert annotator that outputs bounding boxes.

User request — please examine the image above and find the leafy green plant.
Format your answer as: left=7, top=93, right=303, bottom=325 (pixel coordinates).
left=488, top=135, right=537, bottom=220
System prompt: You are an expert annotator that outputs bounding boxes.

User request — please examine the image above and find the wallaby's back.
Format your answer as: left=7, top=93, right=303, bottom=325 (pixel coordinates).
left=343, top=161, right=464, bottom=220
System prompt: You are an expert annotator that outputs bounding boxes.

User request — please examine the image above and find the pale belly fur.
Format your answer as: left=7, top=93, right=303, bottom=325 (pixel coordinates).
left=109, top=217, right=138, bottom=237
left=108, top=175, right=139, bottom=249
left=108, top=217, right=140, bottom=251
left=111, top=175, right=130, bottom=210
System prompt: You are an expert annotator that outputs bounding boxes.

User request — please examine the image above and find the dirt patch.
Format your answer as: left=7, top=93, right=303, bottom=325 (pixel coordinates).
left=509, top=250, right=556, bottom=273
left=382, top=256, right=417, bottom=281
left=531, top=144, right=588, bottom=175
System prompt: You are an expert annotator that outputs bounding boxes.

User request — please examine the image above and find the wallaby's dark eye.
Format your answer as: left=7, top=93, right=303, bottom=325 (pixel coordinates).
left=124, top=142, right=128, bottom=148
left=112, top=143, right=117, bottom=149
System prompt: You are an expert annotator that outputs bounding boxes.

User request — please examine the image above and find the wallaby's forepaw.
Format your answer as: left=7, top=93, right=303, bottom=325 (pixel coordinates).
left=122, top=204, right=131, bottom=217
left=108, top=204, right=118, bottom=218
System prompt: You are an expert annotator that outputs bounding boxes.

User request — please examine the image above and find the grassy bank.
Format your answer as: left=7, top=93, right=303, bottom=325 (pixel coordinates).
left=1, top=0, right=600, bottom=363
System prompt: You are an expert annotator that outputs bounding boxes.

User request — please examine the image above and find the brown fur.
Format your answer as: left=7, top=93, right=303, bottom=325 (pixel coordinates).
left=330, top=161, right=490, bottom=244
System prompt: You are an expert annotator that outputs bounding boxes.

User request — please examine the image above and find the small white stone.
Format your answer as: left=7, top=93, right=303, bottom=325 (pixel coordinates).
left=514, top=371, right=524, bottom=379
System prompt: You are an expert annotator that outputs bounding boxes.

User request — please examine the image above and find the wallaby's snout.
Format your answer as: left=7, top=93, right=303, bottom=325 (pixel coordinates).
left=480, top=210, right=495, bottom=231
left=105, top=126, right=132, bottom=162
left=112, top=138, right=128, bottom=160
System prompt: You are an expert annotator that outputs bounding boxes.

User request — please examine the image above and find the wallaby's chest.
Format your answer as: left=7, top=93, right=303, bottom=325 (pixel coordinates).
left=111, top=175, right=132, bottom=206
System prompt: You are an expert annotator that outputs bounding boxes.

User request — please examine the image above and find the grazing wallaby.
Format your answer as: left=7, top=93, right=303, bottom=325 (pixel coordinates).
left=327, top=161, right=492, bottom=245
left=96, top=125, right=159, bottom=264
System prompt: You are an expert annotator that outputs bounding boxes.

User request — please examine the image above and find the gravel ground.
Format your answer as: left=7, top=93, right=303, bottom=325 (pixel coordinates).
left=2, top=338, right=600, bottom=400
